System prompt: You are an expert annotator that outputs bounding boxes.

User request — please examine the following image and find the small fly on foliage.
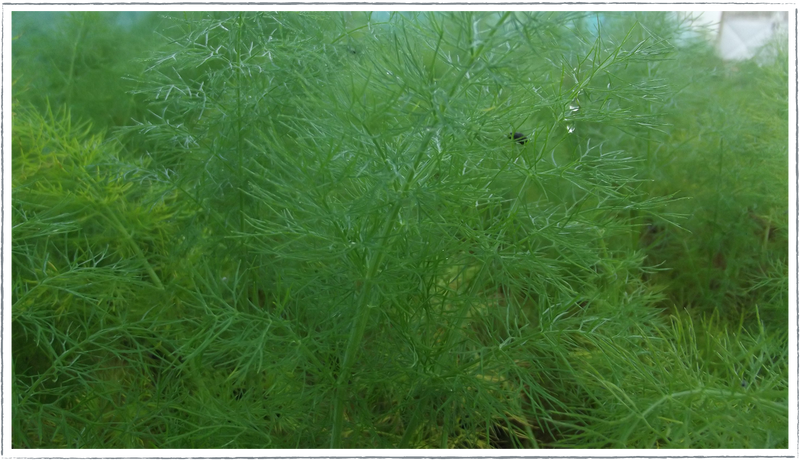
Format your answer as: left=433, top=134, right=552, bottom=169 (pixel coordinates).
left=508, top=132, right=528, bottom=145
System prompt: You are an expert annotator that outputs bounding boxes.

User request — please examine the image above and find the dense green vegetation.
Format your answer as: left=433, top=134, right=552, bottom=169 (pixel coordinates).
left=12, top=11, right=788, bottom=448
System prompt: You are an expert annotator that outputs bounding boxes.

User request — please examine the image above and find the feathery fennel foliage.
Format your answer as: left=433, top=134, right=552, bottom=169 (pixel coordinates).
left=12, top=11, right=787, bottom=448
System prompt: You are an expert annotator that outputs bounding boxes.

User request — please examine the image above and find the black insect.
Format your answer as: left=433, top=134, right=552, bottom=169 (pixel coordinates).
left=508, top=132, right=528, bottom=145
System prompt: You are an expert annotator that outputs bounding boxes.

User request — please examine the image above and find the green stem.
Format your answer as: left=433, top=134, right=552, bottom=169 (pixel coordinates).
left=103, top=210, right=164, bottom=290
left=329, top=13, right=512, bottom=448
left=330, top=128, right=436, bottom=448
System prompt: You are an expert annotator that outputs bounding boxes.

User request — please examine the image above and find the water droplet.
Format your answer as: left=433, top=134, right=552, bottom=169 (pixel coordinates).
left=569, top=101, right=580, bottom=112
left=567, top=124, right=575, bottom=134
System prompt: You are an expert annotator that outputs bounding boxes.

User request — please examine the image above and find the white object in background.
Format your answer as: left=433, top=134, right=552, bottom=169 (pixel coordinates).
left=716, top=11, right=788, bottom=61
left=676, top=8, right=792, bottom=63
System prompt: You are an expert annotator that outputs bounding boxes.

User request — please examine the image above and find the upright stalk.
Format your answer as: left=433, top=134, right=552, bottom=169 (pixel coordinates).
left=329, top=12, right=511, bottom=447
left=330, top=129, right=436, bottom=447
